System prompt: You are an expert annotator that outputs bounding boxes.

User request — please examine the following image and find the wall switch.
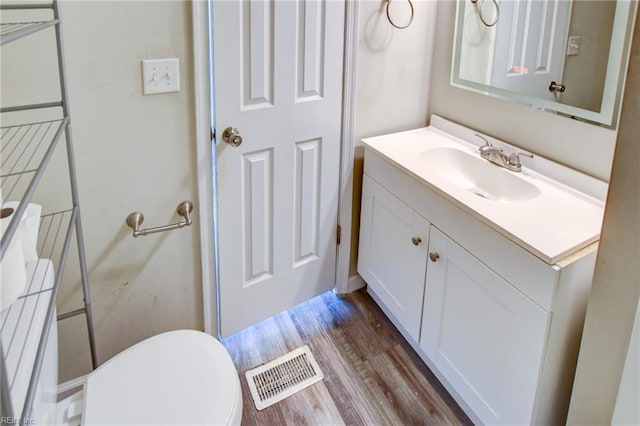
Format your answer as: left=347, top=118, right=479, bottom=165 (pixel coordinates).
left=566, top=36, right=581, bottom=56
left=142, top=58, right=180, bottom=95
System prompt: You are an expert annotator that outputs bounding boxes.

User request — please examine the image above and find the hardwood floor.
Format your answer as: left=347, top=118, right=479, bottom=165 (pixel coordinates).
left=221, top=289, right=472, bottom=425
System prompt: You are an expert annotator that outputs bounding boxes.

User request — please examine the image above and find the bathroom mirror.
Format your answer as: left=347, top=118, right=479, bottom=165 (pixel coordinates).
left=451, top=0, right=637, bottom=128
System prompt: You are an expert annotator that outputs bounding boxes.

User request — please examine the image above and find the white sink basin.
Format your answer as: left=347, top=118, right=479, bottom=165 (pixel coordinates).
left=361, top=121, right=606, bottom=264
left=419, top=147, right=541, bottom=202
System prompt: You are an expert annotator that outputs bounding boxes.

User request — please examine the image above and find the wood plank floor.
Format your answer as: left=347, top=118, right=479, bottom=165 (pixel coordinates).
left=221, top=289, right=472, bottom=425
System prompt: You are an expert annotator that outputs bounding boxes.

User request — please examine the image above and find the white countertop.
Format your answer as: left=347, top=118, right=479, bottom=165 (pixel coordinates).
left=362, top=126, right=605, bottom=264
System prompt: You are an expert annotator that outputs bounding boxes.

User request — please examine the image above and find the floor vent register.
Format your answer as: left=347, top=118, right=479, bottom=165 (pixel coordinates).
left=245, top=345, right=324, bottom=410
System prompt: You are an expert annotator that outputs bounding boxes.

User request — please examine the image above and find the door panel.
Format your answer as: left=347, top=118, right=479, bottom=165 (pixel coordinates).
left=296, top=0, right=325, bottom=100
left=293, top=138, right=321, bottom=267
left=213, top=0, right=344, bottom=337
left=241, top=0, right=274, bottom=109
left=242, top=149, right=273, bottom=286
left=492, top=0, right=571, bottom=100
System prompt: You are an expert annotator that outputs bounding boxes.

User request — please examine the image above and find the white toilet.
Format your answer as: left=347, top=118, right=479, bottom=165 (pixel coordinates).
left=3, top=260, right=242, bottom=426
left=79, top=330, right=243, bottom=425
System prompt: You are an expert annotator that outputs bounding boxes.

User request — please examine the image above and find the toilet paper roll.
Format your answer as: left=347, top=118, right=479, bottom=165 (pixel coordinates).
left=1, top=207, right=28, bottom=311
left=4, top=201, right=42, bottom=263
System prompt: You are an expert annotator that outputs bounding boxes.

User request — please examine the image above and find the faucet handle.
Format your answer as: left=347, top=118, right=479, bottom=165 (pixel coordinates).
left=508, top=151, right=534, bottom=167
left=475, top=133, right=501, bottom=155
left=475, top=133, right=492, bottom=148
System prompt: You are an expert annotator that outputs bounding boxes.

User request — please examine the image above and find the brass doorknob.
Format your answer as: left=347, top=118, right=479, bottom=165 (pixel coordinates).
left=429, top=252, right=440, bottom=262
left=411, top=237, right=422, bottom=246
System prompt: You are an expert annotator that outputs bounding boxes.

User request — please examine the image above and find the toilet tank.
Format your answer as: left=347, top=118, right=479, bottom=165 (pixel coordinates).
left=1, top=260, right=58, bottom=424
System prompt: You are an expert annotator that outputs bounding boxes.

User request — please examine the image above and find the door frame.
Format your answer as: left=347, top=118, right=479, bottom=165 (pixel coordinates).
left=191, top=0, right=360, bottom=336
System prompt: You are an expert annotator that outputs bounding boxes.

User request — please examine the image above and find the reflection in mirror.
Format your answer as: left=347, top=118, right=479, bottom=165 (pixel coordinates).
left=451, top=0, right=637, bottom=128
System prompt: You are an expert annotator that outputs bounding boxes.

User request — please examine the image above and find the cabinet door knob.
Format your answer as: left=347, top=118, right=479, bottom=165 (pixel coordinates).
left=411, top=237, right=422, bottom=246
left=429, top=252, right=440, bottom=262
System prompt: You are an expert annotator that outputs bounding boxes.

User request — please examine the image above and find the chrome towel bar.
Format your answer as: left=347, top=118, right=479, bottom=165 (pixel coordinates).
left=126, top=201, right=193, bottom=238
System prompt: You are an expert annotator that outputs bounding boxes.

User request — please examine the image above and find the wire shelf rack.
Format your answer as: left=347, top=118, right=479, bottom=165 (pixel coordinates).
left=1, top=208, right=76, bottom=419
left=1, top=118, right=68, bottom=197
left=1, top=117, right=69, bottom=261
left=1, top=0, right=97, bottom=422
left=0, top=19, right=58, bottom=46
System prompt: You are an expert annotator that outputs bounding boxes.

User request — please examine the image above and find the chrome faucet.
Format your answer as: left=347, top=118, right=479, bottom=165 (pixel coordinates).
left=475, top=133, right=533, bottom=172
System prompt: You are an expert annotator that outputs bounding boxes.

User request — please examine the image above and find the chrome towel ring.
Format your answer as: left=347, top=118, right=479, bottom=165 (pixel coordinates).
left=471, top=0, right=500, bottom=27
left=385, top=0, right=414, bottom=30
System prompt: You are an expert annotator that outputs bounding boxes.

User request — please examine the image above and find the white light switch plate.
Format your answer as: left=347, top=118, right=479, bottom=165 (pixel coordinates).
left=566, top=36, right=581, bottom=56
left=142, top=58, right=180, bottom=95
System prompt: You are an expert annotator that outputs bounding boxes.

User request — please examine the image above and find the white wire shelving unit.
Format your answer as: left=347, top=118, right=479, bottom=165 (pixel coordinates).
left=1, top=1, right=97, bottom=422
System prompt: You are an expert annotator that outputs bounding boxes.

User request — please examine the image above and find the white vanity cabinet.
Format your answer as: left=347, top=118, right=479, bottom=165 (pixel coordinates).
left=357, top=125, right=602, bottom=425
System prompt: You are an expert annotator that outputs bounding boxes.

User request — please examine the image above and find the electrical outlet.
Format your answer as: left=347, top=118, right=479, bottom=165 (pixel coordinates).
left=142, top=58, right=180, bottom=95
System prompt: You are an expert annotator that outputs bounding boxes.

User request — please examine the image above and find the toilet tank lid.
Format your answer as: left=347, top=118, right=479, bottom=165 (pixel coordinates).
left=83, top=330, right=241, bottom=425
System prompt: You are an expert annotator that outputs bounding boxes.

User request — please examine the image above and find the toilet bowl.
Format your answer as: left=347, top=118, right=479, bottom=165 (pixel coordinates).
left=81, top=330, right=242, bottom=425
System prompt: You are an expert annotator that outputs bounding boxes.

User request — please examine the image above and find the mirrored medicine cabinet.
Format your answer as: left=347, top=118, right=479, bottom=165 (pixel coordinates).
left=451, top=0, right=638, bottom=128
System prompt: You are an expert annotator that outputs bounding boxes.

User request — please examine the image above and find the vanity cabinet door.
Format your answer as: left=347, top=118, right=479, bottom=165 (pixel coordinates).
left=358, top=175, right=430, bottom=341
left=420, top=226, right=550, bottom=425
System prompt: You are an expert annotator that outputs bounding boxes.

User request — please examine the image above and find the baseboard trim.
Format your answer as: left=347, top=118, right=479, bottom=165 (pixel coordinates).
left=57, top=375, right=86, bottom=394
left=344, top=274, right=366, bottom=293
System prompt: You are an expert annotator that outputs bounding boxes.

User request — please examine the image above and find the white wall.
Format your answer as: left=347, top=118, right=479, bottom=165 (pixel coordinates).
left=457, top=5, right=495, bottom=86
left=568, top=8, right=640, bottom=422
left=353, top=1, right=437, bottom=144
left=429, top=1, right=618, bottom=181
left=349, top=0, right=438, bottom=275
left=1, top=1, right=201, bottom=382
left=562, top=1, right=616, bottom=112
left=612, top=300, right=640, bottom=425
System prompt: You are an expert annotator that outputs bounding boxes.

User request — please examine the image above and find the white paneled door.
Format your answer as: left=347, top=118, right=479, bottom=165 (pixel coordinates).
left=213, top=0, right=344, bottom=337
left=491, top=0, right=571, bottom=100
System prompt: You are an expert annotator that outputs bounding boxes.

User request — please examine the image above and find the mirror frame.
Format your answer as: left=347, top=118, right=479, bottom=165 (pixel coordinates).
left=450, top=0, right=638, bottom=128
